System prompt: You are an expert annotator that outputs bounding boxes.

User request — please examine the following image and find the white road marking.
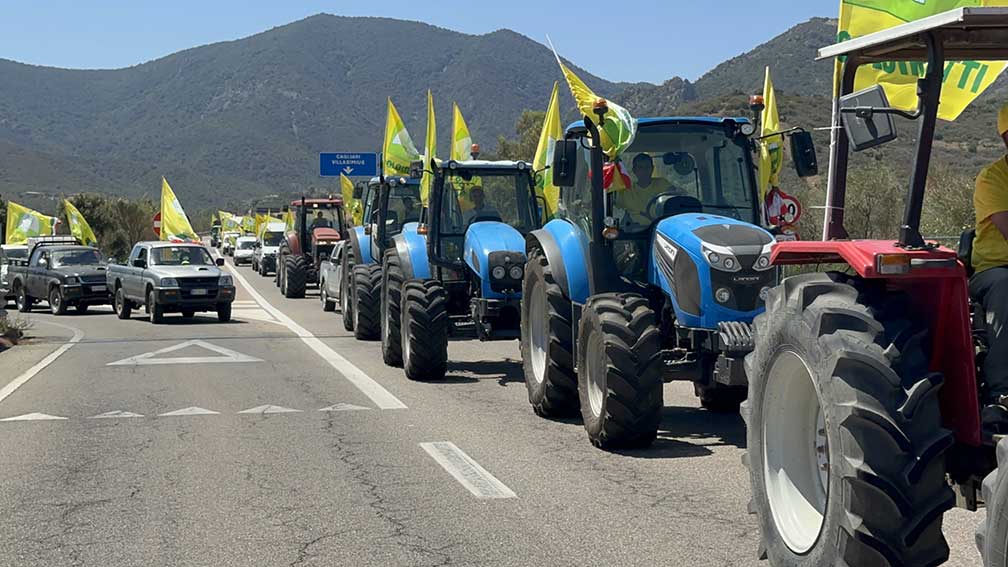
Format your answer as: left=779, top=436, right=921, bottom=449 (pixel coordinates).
left=106, top=339, right=263, bottom=366
left=0, top=320, right=84, bottom=405
left=90, top=410, right=144, bottom=419
left=232, top=308, right=278, bottom=323
left=225, top=261, right=407, bottom=410
left=237, top=404, right=301, bottom=414
left=0, top=412, right=67, bottom=422
left=318, top=403, right=370, bottom=412
left=159, top=406, right=219, bottom=417
left=419, top=442, right=517, bottom=499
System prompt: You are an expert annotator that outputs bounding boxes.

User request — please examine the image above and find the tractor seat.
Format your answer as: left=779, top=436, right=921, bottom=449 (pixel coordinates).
left=958, top=229, right=976, bottom=278
left=661, top=195, right=703, bottom=218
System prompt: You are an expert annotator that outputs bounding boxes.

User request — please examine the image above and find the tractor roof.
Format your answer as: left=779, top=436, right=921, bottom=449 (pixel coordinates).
left=368, top=176, right=421, bottom=186
left=564, top=116, right=750, bottom=135
left=437, top=159, right=533, bottom=172
left=290, top=197, right=343, bottom=207
left=818, top=7, right=1008, bottom=62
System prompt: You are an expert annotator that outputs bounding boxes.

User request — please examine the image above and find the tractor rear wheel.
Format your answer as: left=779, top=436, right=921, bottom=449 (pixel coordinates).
left=284, top=255, right=308, bottom=299
left=577, top=293, right=662, bottom=449
left=352, top=264, right=381, bottom=340
left=341, top=247, right=356, bottom=331
left=401, top=280, right=448, bottom=381
left=978, top=437, right=1008, bottom=566
left=743, top=273, right=954, bottom=567
left=381, top=249, right=405, bottom=367
left=521, top=248, right=578, bottom=417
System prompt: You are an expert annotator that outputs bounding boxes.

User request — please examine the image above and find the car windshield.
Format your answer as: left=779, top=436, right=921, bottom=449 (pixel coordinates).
left=238, top=241, right=256, bottom=250
left=262, top=232, right=283, bottom=246
left=51, top=249, right=103, bottom=267
left=151, top=246, right=214, bottom=266
left=562, top=123, right=758, bottom=234
left=440, top=170, right=537, bottom=235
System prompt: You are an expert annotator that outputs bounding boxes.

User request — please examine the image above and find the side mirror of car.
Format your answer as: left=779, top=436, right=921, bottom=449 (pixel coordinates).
left=789, top=131, right=819, bottom=178
left=552, top=140, right=578, bottom=188
left=216, top=257, right=225, bottom=267
left=132, top=258, right=146, bottom=268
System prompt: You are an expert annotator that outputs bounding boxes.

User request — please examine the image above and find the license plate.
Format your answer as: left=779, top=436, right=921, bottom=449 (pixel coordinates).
left=190, top=288, right=208, bottom=296
left=90, top=285, right=106, bottom=292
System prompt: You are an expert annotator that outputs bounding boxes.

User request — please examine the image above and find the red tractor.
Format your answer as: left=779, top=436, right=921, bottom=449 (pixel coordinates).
left=744, top=9, right=1008, bottom=567
left=276, top=197, right=347, bottom=299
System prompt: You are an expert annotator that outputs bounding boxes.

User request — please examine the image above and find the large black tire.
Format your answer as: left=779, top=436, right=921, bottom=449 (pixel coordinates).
left=49, top=286, right=67, bottom=315
left=520, top=248, right=579, bottom=417
left=217, top=302, right=232, bottom=323
left=576, top=293, right=663, bottom=449
left=743, top=272, right=954, bottom=567
left=381, top=249, right=405, bottom=367
left=352, top=264, right=381, bottom=340
left=284, top=255, right=308, bottom=298
left=16, top=285, right=32, bottom=313
left=147, top=288, right=164, bottom=324
left=341, top=247, right=356, bottom=332
left=978, top=438, right=1008, bottom=566
left=401, top=279, right=448, bottom=381
left=114, top=287, right=132, bottom=320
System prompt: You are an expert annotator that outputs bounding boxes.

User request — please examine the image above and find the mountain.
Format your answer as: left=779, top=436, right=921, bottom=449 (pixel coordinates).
left=0, top=14, right=619, bottom=210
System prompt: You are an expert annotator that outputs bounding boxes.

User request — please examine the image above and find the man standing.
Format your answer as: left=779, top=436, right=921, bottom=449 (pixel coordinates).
left=972, top=103, right=1008, bottom=431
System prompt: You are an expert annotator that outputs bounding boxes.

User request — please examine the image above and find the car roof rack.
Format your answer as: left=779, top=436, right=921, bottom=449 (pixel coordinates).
left=26, top=236, right=81, bottom=254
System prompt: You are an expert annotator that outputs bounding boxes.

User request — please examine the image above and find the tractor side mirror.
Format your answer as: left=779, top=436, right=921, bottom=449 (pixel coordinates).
left=352, top=184, right=364, bottom=200
left=552, top=140, right=578, bottom=188
left=789, top=131, right=819, bottom=178
left=216, top=257, right=225, bottom=267
left=839, top=85, right=898, bottom=152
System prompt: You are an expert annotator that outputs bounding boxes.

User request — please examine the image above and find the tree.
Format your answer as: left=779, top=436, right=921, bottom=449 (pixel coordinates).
left=490, top=110, right=546, bottom=161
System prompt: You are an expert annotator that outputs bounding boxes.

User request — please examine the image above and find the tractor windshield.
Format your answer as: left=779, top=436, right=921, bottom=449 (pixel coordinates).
left=440, top=170, right=537, bottom=235
left=386, top=184, right=423, bottom=236
left=562, top=123, right=759, bottom=233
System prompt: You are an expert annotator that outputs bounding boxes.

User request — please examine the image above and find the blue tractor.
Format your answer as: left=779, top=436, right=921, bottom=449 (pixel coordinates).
left=337, top=175, right=424, bottom=368
left=392, top=159, right=542, bottom=381
left=521, top=109, right=817, bottom=449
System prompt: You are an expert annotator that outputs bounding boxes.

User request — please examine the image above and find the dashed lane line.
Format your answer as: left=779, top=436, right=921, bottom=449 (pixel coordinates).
left=420, top=441, right=517, bottom=499
left=224, top=261, right=408, bottom=410
left=0, top=320, right=84, bottom=406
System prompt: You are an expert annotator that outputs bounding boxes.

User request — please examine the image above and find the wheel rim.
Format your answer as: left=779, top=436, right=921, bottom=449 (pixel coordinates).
left=528, top=282, right=548, bottom=384
left=585, top=332, right=606, bottom=418
left=50, top=290, right=60, bottom=313
left=762, top=350, right=829, bottom=555
left=382, top=285, right=391, bottom=343
left=115, top=291, right=121, bottom=314
left=342, top=278, right=349, bottom=314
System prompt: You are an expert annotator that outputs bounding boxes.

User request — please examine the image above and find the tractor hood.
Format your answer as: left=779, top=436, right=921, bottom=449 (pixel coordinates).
left=312, top=227, right=342, bottom=243
left=654, top=213, right=773, bottom=258
left=464, top=221, right=526, bottom=297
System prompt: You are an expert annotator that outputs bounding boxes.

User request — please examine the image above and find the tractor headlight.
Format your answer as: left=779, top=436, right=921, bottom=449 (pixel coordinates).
left=715, top=288, right=732, bottom=304
left=759, top=286, right=772, bottom=301
left=492, top=266, right=507, bottom=280
left=219, top=275, right=233, bottom=286
left=702, top=245, right=741, bottom=273
left=160, top=277, right=179, bottom=287
left=508, top=265, right=523, bottom=280
left=755, top=255, right=772, bottom=270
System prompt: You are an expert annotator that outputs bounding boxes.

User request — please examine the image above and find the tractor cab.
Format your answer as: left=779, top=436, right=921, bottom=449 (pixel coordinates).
left=362, top=175, right=423, bottom=263
left=277, top=197, right=346, bottom=298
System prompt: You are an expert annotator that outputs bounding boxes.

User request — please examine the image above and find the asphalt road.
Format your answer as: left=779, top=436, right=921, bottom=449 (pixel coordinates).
left=0, top=253, right=983, bottom=566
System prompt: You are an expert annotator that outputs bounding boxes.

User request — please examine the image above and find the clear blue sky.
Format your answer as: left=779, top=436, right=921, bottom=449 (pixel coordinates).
left=0, top=0, right=839, bottom=83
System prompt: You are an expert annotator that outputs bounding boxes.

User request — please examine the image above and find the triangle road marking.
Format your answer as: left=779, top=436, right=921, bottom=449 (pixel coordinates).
left=158, top=406, right=220, bottom=417
left=237, top=405, right=301, bottom=415
left=0, top=412, right=68, bottom=422
left=107, top=340, right=262, bottom=366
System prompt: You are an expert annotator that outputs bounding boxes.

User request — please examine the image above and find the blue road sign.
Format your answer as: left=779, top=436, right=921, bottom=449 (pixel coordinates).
left=319, top=152, right=378, bottom=177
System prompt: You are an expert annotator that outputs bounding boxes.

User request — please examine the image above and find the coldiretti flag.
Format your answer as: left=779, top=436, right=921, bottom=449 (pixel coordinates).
left=450, top=102, right=473, bottom=162
left=759, top=67, right=783, bottom=200
left=283, top=209, right=294, bottom=231
left=254, top=213, right=269, bottom=238
left=160, top=177, right=199, bottom=242
left=836, top=0, right=1008, bottom=121
left=219, top=211, right=238, bottom=231
left=63, top=199, right=98, bottom=246
left=5, top=201, right=58, bottom=245
left=421, top=90, right=438, bottom=206
left=340, top=173, right=363, bottom=225
left=383, top=98, right=420, bottom=177
left=552, top=47, right=636, bottom=159
left=533, top=82, right=563, bottom=218
left=242, top=215, right=255, bottom=235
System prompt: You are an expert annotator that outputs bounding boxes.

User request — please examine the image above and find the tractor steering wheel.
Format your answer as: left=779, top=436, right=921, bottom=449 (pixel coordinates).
left=644, top=191, right=688, bottom=220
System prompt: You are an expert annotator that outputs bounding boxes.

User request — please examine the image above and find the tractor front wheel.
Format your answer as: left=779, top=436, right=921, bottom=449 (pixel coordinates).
left=743, top=273, right=954, bottom=567
left=401, top=280, right=448, bottom=381
left=381, top=249, right=405, bottom=367
left=577, top=293, right=662, bottom=449
left=352, top=264, right=381, bottom=340
left=284, top=255, right=308, bottom=298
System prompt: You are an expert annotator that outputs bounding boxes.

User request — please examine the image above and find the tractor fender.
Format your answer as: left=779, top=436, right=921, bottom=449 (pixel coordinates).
left=527, top=219, right=591, bottom=304
left=347, top=226, right=375, bottom=265
left=464, top=221, right=525, bottom=299
left=284, top=231, right=304, bottom=257
left=391, top=222, right=430, bottom=280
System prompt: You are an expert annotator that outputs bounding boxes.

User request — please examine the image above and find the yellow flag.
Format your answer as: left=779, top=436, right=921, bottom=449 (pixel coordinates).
left=160, top=177, right=199, bottom=242
left=551, top=47, right=636, bottom=159
left=340, top=173, right=363, bottom=226
left=533, top=82, right=563, bottom=218
left=420, top=90, right=438, bottom=206
left=383, top=98, right=420, bottom=177
left=758, top=67, right=783, bottom=200
left=5, top=201, right=58, bottom=245
left=451, top=102, right=473, bottom=161
left=254, top=213, right=269, bottom=238
left=836, top=0, right=1008, bottom=121
left=63, top=200, right=98, bottom=246
left=283, top=210, right=295, bottom=232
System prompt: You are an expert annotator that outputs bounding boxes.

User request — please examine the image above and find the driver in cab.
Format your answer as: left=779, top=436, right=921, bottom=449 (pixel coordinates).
left=617, top=153, right=672, bottom=225
left=462, top=186, right=500, bottom=225
left=310, top=211, right=332, bottom=230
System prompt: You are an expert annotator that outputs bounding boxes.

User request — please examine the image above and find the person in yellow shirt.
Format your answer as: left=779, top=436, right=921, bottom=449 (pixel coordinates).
left=972, top=102, right=1008, bottom=431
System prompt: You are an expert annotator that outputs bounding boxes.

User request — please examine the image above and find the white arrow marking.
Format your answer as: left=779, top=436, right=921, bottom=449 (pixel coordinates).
left=420, top=442, right=517, bottom=499
left=342, top=166, right=354, bottom=175
left=90, top=410, right=144, bottom=419
left=107, top=340, right=262, bottom=366
left=0, top=412, right=68, bottom=422
left=237, top=405, right=301, bottom=415
left=318, top=403, right=370, bottom=412
left=158, top=407, right=219, bottom=417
